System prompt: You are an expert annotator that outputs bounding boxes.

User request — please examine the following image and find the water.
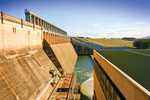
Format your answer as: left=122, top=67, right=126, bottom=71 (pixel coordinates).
left=74, top=56, right=93, bottom=83
left=74, top=55, right=93, bottom=100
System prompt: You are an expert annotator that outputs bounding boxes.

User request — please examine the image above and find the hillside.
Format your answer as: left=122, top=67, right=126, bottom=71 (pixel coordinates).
left=77, top=38, right=133, bottom=47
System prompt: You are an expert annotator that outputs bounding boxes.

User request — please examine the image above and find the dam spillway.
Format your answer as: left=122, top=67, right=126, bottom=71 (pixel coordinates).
left=1, top=9, right=149, bottom=100
left=0, top=11, right=80, bottom=100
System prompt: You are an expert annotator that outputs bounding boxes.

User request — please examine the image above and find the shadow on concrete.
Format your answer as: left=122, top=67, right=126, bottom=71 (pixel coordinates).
left=81, top=93, right=91, bottom=100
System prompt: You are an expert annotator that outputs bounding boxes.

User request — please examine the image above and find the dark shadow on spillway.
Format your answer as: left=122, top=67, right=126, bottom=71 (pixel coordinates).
left=81, top=93, right=91, bottom=100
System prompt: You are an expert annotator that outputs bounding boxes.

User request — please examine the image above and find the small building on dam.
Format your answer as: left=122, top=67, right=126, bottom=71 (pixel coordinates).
left=0, top=9, right=150, bottom=100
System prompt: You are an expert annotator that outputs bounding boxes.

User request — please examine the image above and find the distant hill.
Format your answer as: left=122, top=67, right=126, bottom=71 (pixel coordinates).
left=141, top=35, right=150, bottom=39
left=77, top=38, right=133, bottom=47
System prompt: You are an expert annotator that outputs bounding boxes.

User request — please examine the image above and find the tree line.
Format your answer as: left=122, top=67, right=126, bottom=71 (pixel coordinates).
left=122, top=37, right=136, bottom=41
left=133, top=39, right=150, bottom=49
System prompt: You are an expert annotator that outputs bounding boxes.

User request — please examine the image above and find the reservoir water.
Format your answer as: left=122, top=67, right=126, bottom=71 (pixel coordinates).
left=74, top=56, right=93, bottom=99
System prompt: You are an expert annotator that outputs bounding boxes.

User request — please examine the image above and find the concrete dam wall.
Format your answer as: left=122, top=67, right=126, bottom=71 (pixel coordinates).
left=51, top=43, right=77, bottom=74
left=71, top=38, right=93, bottom=55
left=0, top=12, right=78, bottom=100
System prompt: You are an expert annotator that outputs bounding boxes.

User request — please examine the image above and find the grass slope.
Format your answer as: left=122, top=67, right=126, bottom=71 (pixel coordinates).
left=97, top=50, right=150, bottom=91
left=78, top=38, right=133, bottom=47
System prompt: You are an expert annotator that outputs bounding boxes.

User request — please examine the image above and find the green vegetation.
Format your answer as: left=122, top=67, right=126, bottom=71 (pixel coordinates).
left=133, top=39, right=150, bottom=49
left=122, top=37, right=136, bottom=41
left=97, top=50, right=150, bottom=91
left=77, top=38, right=133, bottom=47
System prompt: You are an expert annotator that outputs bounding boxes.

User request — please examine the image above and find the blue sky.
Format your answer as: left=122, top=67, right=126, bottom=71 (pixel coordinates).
left=0, top=0, right=150, bottom=38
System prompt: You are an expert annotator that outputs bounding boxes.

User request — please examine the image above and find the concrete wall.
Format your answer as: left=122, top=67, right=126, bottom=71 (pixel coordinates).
left=43, top=31, right=70, bottom=45
left=71, top=38, right=93, bottom=55
left=42, top=30, right=77, bottom=75
left=93, top=50, right=150, bottom=100
left=51, top=43, right=78, bottom=74
left=94, top=70, right=106, bottom=100
left=0, top=12, right=62, bottom=100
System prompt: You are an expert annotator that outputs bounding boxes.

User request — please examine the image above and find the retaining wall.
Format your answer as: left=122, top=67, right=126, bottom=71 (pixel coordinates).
left=94, top=50, right=150, bottom=100
left=71, top=38, right=93, bottom=55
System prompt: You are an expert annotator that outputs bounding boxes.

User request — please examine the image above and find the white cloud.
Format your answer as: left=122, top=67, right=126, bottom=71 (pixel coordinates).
left=93, top=23, right=99, bottom=26
left=111, top=23, right=120, bottom=27
left=69, top=27, right=150, bottom=38
left=134, top=21, right=145, bottom=24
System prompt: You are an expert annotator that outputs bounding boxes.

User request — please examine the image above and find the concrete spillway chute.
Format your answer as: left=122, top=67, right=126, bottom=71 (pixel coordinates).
left=81, top=77, right=93, bottom=99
